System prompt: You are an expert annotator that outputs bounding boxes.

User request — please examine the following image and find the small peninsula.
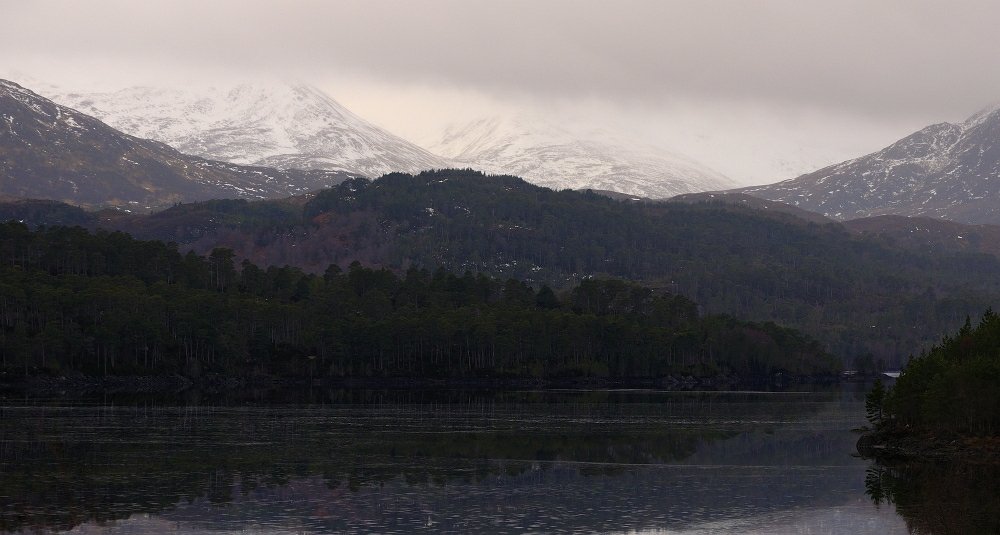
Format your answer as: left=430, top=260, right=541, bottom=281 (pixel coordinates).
left=858, top=310, right=1000, bottom=462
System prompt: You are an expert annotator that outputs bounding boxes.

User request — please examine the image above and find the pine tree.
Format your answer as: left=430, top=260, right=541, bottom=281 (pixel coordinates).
left=866, top=377, right=885, bottom=426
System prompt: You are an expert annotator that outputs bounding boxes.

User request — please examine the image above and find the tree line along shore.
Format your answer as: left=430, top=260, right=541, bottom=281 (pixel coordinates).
left=0, top=222, right=838, bottom=383
left=860, top=309, right=1000, bottom=461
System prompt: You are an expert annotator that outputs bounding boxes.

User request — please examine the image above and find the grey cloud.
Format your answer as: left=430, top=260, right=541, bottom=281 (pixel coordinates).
left=3, top=0, right=1000, bottom=121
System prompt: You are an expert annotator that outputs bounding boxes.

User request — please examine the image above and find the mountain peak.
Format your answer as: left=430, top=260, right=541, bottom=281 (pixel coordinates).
left=18, top=79, right=449, bottom=178
left=962, top=102, right=1000, bottom=129
left=10, top=75, right=739, bottom=200
left=0, top=78, right=355, bottom=209
left=428, top=113, right=737, bottom=199
left=739, top=103, right=1000, bottom=225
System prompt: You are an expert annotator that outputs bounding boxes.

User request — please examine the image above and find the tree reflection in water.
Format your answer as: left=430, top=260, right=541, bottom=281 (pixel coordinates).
left=865, top=460, right=1000, bottom=535
left=0, top=388, right=862, bottom=534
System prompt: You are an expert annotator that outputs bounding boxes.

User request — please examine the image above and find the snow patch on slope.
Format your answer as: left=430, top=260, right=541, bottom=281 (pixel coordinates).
left=10, top=74, right=737, bottom=198
left=429, top=115, right=737, bottom=199
left=739, top=103, right=1000, bottom=224
left=18, top=79, right=449, bottom=178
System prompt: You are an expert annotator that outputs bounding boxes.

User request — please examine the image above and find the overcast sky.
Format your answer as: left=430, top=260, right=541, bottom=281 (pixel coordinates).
left=3, top=0, right=1000, bottom=184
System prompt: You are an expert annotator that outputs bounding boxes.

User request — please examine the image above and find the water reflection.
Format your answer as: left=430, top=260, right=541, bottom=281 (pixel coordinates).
left=0, top=388, right=907, bottom=534
left=864, top=460, right=1000, bottom=535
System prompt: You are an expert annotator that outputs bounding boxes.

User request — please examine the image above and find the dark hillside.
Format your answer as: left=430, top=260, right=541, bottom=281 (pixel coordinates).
left=668, top=191, right=835, bottom=224
left=842, top=215, right=1000, bottom=258
left=0, top=222, right=835, bottom=381
left=7, top=169, right=1000, bottom=366
left=0, top=197, right=98, bottom=227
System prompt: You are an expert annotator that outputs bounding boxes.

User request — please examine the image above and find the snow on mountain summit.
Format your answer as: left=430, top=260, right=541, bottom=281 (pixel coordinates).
left=14, top=74, right=736, bottom=199
left=0, top=78, right=355, bottom=209
left=429, top=115, right=737, bottom=199
left=29, top=80, right=449, bottom=178
left=739, top=104, right=1000, bottom=225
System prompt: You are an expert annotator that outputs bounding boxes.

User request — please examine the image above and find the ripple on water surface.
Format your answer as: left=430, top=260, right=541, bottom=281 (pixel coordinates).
left=0, top=388, right=908, bottom=534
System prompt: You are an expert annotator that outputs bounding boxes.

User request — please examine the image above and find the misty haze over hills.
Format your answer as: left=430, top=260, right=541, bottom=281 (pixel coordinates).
left=6, top=4, right=1000, bottom=533
left=429, top=115, right=737, bottom=198
left=14, top=76, right=737, bottom=199
left=26, top=79, right=449, bottom=179
left=739, top=104, right=1000, bottom=225
left=10, top=72, right=1000, bottom=227
left=0, top=79, right=354, bottom=209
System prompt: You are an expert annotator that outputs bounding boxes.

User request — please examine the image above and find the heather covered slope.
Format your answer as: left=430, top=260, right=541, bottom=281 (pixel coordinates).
left=841, top=215, right=1000, bottom=258
left=671, top=192, right=1000, bottom=257
left=668, top=192, right=834, bottom=224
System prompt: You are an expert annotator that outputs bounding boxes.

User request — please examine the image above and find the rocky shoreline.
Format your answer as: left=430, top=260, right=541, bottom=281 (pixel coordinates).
left=857, top=425, right=1000, bottom=463
left=0, top=372, right=841, bottom=395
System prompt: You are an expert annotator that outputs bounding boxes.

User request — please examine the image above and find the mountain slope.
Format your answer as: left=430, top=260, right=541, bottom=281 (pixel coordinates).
left=0, top=79, right=355, bottom=209
left=739, top=105, right=1000, bottom=224
left=25, top=77, right=735, bottom=198
left=32, top=80, right=450, bottom=178
left=31, top=168, right=995, bottom=365
left=427, top=116, right=737, bottom=199
left=667, top=192, right=835, bottom=224
left=841, top=215, right=1000, bottom=258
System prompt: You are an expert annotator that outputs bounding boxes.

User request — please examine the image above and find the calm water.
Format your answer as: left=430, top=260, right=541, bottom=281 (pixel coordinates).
left=0, top=387, right=911, bottom=534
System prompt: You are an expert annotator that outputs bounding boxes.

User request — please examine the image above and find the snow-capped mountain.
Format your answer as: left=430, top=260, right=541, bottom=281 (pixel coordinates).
left=0, top=79, right=354, bottom=209
left=16, top=74, right=736, bottom=198
left=28, top=80, right=449, bottom=178
left=427, top=116, right=737, bottom=199
left=739, top=104, right=1000, bottom=225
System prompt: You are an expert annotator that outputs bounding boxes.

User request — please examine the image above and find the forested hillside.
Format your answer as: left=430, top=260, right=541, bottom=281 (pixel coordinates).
left=63, top=170, right=997, bottom=367
left=0, top=222, right=834, bottom=380
left=6, top=169, right=1000, bottom=366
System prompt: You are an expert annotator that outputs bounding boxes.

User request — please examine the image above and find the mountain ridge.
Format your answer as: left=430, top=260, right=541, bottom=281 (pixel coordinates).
left=429, top=115, right=737, bottom=199
left=6, top=169, right=1000, bottom=367
left=0, top=79, right=356, bottom=210
left=738, top=104, right=1000, bottom=225
left=26, top=79, right=450, bottom=178
left=18, top=75, right=739, bottom=199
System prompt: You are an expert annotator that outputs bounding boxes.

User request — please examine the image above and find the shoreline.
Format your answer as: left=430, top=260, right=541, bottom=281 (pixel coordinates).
left=0, top=372, right=847, bottom=395
left=857, top=426, right=1000, bottom=463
